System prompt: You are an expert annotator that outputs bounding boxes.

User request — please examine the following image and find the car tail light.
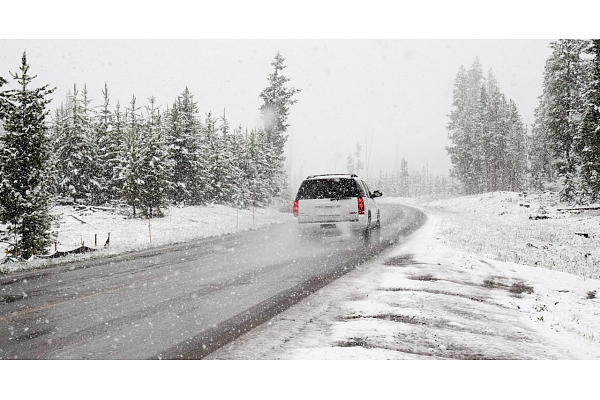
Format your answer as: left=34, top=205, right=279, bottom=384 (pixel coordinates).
left=293, top=199, right=299, bottom=217
left=357, top=196, right=365, bottom=215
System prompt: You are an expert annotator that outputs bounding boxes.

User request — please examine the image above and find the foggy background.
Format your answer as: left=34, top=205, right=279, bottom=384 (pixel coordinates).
left=0, top=39, right=553, bottom=190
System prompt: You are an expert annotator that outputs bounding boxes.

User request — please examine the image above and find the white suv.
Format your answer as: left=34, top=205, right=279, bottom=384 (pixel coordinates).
left=293, top=174, right=382, bottom=239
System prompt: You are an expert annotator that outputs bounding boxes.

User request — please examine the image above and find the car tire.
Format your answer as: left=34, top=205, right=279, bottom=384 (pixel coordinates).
left=373, top=210, right=381, bottom=240
left=363, top=214, right=372, bottom=242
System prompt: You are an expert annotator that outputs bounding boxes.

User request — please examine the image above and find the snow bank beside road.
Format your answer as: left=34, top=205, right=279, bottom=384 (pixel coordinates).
left=52, top=204, right=293, bottom=253
left=1, top=204, right=293, bottom=274
left=422, top=191, right=600, bottom=279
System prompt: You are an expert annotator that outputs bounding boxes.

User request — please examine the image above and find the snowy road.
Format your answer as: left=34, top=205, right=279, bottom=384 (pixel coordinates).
left=0, top=203, right=424, bottom=359
left=207, top=201, right=600, bottom=360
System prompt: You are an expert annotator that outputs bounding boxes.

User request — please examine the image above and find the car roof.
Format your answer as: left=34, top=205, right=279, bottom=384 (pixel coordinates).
left=304, top=174, right=360, bottom=180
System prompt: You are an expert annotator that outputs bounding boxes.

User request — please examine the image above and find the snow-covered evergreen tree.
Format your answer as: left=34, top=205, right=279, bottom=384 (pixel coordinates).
left=576, top=39, right=600, bottom=201
left=346, top=143, right=364, bottom=175
left=506, top=100, right=527, bottom=191
left=481, top=70, right=512, bottom=192
left=245, top=127, right=271, bottom=207
left=0, top=52, right=56, bottom=255
left=346, top=153, right=355, bottom=175
left=528, top=119, right=553, bottom=191
left=228, top=125, right=250, bottom=208
left=259, top=51, right=301, bottom=158
left=3, top=51, right=309, bottom=222
left=476, top=83, right=493, bottom=191
left=90, top=83, right=118, bottom=205
left=110, top=101, right=126, bottom=201
left=215, top=110, right=243, bottom=205
left=56, top=84, right=95, bottom=203
left=138, top=97, right=173, bottom=217
left=536, top=40, right=589, bottom=201
left=202, top=111, right=227, bottom=203
left=447, top=59, right=485, bottom=194
left=400, top=158, right=409, bottom=196
left=258, top=52, right=301, bottom=202
left=354, top=143, right=364, bottom=175
left=116, top=96, right=145, bottom=217
left=167, top=87, right=203, bottom=204
left=48, top=104, right=67, bottom=197
left=447, top=59, right=527, bottom=195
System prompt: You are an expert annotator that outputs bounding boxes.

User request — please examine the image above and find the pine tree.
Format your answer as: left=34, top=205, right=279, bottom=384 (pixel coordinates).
left=116, top=96, right=145, bottom=217
left=258, top=52, right=301, bottom=202
left=536, top=40, right=589, bottom=201
left=216, top=110, right=243, bottom=205
left=228, top=125, right=250, bottom=208
left=447, top=59, right=527, bottom=194
left=234, top=127, right=261, bottom=208
left=346, top=153, right=356, bottom=174
left=203, top=111, right=228, bottom=203
left=346, top=143, right=364, bottom=175
left=505, top=100, right=527, bottom=191
left=167, top=87, right=203, bottom=204
left=576, top=39, right=600, bottom=201
left=354, top=143, right=364, bottom=175
left=138, top=97, right=172, bottom=217
left=447, top=59, right=485, bottom=194
left=481, top=70, right=511, bottom=192
left=259, top=51, right=301, bottom=158
left=56, top=84, right=95, bottom=203
left=48, top=104, right=68, bottom=197
left=400, top=158, right=409, bottom=196
left=245, top=128, right=271, bottom=207
left=91, top=83, right=117, bottom=205
left=110, top=101, right=126, bottom=201
left=476, top=83, right=493, bottom=191
left=0, top=52, right=55, bottom=255
left=528, top=120, right=552, bottom=191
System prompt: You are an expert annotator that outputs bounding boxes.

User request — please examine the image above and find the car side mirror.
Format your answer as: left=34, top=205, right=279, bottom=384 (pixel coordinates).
left=372, top=190, right=382, bottom=198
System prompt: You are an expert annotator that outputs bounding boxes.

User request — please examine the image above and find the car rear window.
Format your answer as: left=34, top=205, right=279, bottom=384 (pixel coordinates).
left=296, top=178, right=362, bottom=200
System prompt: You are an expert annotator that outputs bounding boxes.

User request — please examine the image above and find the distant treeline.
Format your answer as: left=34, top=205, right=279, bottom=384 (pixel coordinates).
left=371, top=160, right=456, bottom=198
left=446, top=57, right=528, bottom=196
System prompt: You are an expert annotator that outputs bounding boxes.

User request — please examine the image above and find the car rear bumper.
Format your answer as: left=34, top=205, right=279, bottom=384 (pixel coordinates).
left=296, top=219, right=367, bottom=235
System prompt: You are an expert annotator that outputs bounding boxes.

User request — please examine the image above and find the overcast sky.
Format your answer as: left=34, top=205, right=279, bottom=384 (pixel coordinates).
left=0, top=39, right=554, bottom=186
left=3, top=1, right=588, bottom=190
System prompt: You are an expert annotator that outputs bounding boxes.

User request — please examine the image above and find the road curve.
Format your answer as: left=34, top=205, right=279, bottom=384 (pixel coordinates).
left=0, top=203, right=425, bottom=359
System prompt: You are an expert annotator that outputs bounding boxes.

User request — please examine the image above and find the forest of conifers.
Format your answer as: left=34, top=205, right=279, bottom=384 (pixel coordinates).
left=0, top=51, right=299, bottom=253
left=445, top=39, right=600, bottom=203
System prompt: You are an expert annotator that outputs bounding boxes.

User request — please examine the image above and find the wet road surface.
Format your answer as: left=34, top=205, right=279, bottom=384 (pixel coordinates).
left=0, top=203, right=425, bottom=359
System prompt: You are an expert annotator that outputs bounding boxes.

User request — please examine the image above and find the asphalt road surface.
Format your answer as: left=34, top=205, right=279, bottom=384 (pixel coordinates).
left=0, top=203, right=425, bottom=359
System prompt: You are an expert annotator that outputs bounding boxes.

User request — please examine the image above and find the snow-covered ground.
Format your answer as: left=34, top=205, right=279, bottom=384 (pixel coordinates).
left=4, top=193, right=599, bottom=361
left=0, top=203, right=293, bottom=273
left=206, top=193, right=600, bottom=360
left=424, top=191, right=600, bottom=280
